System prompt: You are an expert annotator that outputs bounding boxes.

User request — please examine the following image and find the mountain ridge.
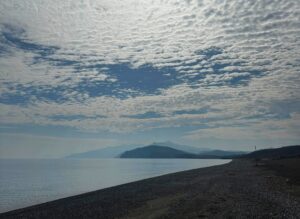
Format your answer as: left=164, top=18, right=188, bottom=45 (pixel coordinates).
left=120, top=145, right=248, bottom=159
left=120, top=145, right=198, bottom=159
left=65, top=141, right=209, bottom=159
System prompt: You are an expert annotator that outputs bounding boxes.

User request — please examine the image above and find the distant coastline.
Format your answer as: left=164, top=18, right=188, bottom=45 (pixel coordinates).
left=66, top=142, right=248, bottom=159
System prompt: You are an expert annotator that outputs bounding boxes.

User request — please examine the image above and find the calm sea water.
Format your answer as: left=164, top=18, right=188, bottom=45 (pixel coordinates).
left=0, top=158, right=230, bottom=213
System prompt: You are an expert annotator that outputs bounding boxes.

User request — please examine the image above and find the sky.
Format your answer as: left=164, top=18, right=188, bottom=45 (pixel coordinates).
left=0, top=0, right=300, bottom=158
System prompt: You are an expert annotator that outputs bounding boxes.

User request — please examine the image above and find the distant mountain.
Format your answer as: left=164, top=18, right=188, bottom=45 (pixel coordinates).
left=153, top=141, right=210, bottom=154
left=120, top=145, right=198, bottom=159
left=198, top=150, right=248, bottom=157
left=241, top=145, right=300, bottom=159
left=65, top=144, right=140, bottom=159
left=65, top=141, right=208, bottom=159
left=68, top=144, right=300, bottom=160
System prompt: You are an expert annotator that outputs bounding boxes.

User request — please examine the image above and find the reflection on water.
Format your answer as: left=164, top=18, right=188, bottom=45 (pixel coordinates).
left=0, top=158, right=230, bottom=212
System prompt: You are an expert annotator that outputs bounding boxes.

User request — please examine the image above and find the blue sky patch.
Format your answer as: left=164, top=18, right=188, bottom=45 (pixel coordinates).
left=122, top=111, right=164, bottom=119
left=173, top=107, right=220, bottom=115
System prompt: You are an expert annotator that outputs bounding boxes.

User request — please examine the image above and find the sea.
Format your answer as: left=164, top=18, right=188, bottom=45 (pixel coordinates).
left=0, top=158, right=230, bottom=213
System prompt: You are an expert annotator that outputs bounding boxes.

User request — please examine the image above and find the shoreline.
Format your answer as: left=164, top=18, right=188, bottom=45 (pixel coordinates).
left=1, top=160, right=231, bottom=214
left=0, top=158, right=230, bottom=213
left=1, top=159, right=300, bottom=218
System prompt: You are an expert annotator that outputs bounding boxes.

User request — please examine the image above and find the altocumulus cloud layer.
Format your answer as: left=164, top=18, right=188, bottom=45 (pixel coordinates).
left=0, top=0, right=300, bottom=157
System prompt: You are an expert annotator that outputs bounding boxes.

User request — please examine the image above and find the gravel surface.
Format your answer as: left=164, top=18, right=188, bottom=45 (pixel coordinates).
left=1, top=159, right=300, bottom=219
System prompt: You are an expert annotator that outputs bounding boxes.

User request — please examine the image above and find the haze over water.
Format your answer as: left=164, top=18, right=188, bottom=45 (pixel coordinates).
left=0, top=158, right=229, bottom=213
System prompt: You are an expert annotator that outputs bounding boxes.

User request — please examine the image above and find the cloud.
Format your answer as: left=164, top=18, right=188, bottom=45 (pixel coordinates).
left=48, top=114, right=107, bottom=121
left=0, top=23, right=267, bottom=104
left=0, top=0, right=299, bottom=152
left=182, top=112, right=300, bottom=145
